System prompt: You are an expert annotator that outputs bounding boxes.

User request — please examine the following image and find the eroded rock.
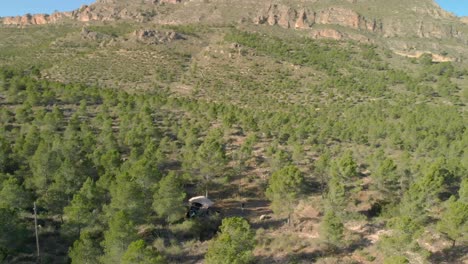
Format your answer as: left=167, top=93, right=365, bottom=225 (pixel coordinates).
left=133, top=29, right=184, bottom=44
left=254, top=5, right=382, bottom=33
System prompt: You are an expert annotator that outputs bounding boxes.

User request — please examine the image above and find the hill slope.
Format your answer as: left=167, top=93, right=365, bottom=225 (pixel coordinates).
left=0, top=0, right=466, bottom=263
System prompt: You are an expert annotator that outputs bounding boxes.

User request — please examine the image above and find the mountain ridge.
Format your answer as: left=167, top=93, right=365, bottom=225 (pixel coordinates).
left=0, top=0, right=467, bottom=60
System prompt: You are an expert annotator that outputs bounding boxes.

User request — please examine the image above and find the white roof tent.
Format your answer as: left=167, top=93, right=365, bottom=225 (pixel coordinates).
left=188, top=196, right=214, bottom=208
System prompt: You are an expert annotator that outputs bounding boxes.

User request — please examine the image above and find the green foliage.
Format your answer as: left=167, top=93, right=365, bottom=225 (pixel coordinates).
left=437, top=196, right=468, bottom=247
left=0, top=208, right=27, bottom=261
left=63, top=178, right=101, bottom=235
left=0, top=17, right=467, bottom=261
left=122, top=240, right=166, bottom=264
left=86, top=23, right=136, bottom=37
left=27, top=140, right=61, bottom=195
left=459, top=178, right=468, bottom=203
left=153, top=171, right=187, bottom=223
left=379, top=216, right=423, bottom=256
left=320, top=210, right=344, bottom=248
left=399, top=162, right=449, bottom=222
left=325, top=174, right=347, bottom=210
left=107, top=171, right=148, bottom=224
left=205, top=217, right=255, bottom=264
left=330, top=151, right=358, bottom=180
left=0, top=177, right=30, bottom=210
left=69, top=231, right=102, bottom=264
left=100, top=211, right=138, bottom=264
left=266, top=165, right=304, bottom=218
left=194, top=128, right=227, bottom=196
left=383, top=255, right=409, bottom=264
left=371, top=157, right=400, bottom=202
left=0, top=136, right=15, bottom=174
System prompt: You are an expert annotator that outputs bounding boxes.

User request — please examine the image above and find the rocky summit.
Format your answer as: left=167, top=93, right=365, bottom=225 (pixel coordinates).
left=1, top=0, right=467, bottom=60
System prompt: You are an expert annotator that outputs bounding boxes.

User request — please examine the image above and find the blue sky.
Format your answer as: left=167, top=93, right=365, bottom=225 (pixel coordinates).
left=0, top=0, right=467, bottom=17
left=0, top=0, right=95, bottom=17
left=435, top=0, right=468, bottom=16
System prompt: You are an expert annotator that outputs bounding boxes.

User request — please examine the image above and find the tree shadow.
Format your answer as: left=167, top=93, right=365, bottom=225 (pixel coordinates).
left=256, top=248, right=337, bottom=264
left=429, top=245, right=468, bottom=264
left=251, top=218, right=287, bottom=230
left=166, top=252, right=204, bottom=264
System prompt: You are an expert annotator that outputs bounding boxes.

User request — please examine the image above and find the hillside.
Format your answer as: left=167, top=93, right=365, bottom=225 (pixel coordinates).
left=2, top=0, right=468, bottom=60
left=0, top=0, right=467, bottom=263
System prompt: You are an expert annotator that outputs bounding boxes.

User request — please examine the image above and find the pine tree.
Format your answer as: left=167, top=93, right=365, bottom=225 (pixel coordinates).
left=325, top=174, right=346, bottom=210
left=195, top=128, right=227, bottom=197
left=122, top=240, right=166, bottom=264
left=205, top=217, right=255, bottom=264
left=27, top=140, right=61, bottom=195
left=153, top=171, right=186, bottom=223
left=107, top=172, right=148, bottom=224
left=437, top=196, right=468, bottom=247
left=320, top=210, right=344, bottom=248
left=0, top=136, right=14, bottom=174
left=372, top=158, right=399, bottom=202
left=63, top=178, right=100, bottom=235
left=265, top=165, right=304, bottom=224
left=330, top=150, right=358, bottom=180
left=379, top=216, right=423, bottom=256
left=0, top=208, right=27, bottom=261
left=0, top=177, right=30, bottom=210
left=69, top=231, right=102, bottom=264
left=100, top=211, right=138, bottom=264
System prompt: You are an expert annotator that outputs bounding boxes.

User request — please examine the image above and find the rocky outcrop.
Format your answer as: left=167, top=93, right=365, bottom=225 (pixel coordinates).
left=0, top=0, right=183, bottom=26
left=311, top=29, right=344, bottom=40
left=382, top=19, right=463, bottom=39
left=81, top=27, right=112, bottom=41
left=393, top=50, right=456, bottom=62
left=460, top=17, right=468, bottom=24
left=254, top=4, right=382, bottom=33
left=310, top=28, right=371, bottom=43
left=2, top=12, right=72, bottom=25
left=252, top=3, right=467, bottom=45
left=133, top=29, right=184, bottom=44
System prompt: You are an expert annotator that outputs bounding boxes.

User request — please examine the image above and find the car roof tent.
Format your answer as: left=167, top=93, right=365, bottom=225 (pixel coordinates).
left=188, top=196, right=214, bottom=208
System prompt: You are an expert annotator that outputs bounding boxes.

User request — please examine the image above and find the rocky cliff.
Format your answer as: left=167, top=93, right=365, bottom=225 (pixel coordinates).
left=1, top=12, right=73, bottom=25
left=253, top=4, right=382, bottom=33
left=0, top=0, right=184, bottom=26
left=1, top=0, right=466, bottom=58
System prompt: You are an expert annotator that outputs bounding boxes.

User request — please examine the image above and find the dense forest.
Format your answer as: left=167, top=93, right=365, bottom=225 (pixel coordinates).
left=0, top=21, right=467, bottom=264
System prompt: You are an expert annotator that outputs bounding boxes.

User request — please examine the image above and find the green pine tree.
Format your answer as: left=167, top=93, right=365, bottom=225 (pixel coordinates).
left=153, top=171, right=186, bottom=223
left=265, top=165, right=304, bottom=224
left=100, top=211, right=138, bottom=264
left=122, top=240, right=166, bottom=264
left=69, top=231, right=102, bottom=264
left=205, top=217, right=255, bottom=264
left=437, top=196, right=468, bottom=247
left=320, top=210, right=344, bottom=249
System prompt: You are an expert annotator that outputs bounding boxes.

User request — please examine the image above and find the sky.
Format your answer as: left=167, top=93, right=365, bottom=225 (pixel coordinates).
left=0, top=0, right=96, bottom=17
left=435, top=0, right=468, bottom=16
left=0, top=0, right=466, bottom=17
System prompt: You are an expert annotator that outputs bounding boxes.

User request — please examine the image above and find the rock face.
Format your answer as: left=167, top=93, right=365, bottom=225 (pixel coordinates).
left=133, top=29, right=184, bottom=44
left=254, top=4, right=382, bottom=33
left=81, top=27, right=112, bottom=41
left=2, top=12, right=72, bottom=25
left=0, top=0, right=465, bottom=55
left=0, top=0, right=184, bottom=26
left=311, top=29, right=344, bottom=40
